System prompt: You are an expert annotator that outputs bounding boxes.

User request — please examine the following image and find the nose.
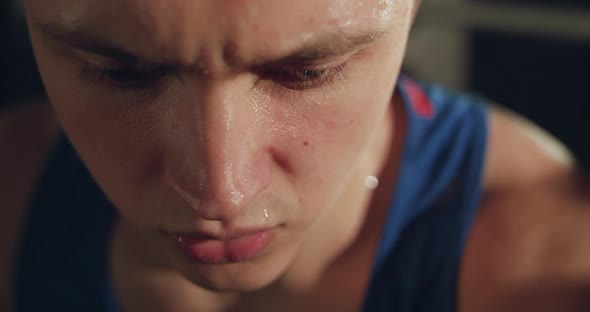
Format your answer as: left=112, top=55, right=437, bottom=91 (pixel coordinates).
left=171, top=79, right=272, bottom=221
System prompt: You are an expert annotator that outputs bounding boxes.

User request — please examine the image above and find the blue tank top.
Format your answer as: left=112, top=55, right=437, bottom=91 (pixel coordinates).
left=14, top=77, right=488, bottom=312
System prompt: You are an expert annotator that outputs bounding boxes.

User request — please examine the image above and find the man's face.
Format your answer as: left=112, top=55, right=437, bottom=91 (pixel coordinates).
left=25, top=0, right=414, bottom=291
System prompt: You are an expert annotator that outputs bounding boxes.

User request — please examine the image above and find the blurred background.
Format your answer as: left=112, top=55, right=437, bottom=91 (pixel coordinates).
left=406, top=0, right=590, bottom=168
left=2, top=0, right=589, bottom=167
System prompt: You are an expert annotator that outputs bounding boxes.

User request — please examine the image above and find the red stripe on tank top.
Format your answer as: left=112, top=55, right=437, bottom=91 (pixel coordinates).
left=400, top=77, right=435, bottom=119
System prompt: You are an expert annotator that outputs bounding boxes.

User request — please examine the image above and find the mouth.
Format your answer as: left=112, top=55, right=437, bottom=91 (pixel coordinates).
left=167, top=228, right=276, bottom=265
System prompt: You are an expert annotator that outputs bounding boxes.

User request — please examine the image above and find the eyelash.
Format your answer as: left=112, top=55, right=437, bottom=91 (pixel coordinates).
left=77, top=61, right=351, bottom=92
left=259, top=64, right=349, bottom=91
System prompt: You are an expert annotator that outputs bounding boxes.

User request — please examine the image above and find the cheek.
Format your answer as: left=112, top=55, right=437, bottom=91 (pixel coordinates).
left=269, top=89, right=390, bottom=193
left=273, top=83, right=395, bottom=169
left=33, top=47, right=171, bottom=188
left=52, top=99, right=182, bottom=224
left=36, top=56, right=171, bottom=206
left=265, top=61, right=400, bottom=218
left=58, top=102, right=168, bottom=202
left=45, top=82, right=158, bottom=179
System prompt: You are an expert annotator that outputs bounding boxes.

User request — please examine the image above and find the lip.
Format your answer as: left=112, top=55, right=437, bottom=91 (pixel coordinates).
left=171, top=229, right=275, bottom=265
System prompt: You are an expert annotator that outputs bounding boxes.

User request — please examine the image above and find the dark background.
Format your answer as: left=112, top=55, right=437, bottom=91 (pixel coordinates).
left=2, top=0, right=589, bottom=167
left=1, top=0, right=45, bottom=107
left=479, top=0, right=589, bottom=8
left=471, top=0, right=590, bottom=167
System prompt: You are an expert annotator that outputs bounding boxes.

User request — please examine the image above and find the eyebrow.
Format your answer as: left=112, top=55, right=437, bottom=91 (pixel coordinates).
left=36, top=21, right=388, bottom=68
left=275, top=29, right=387, bottom=63
left=37, top=22, right=143, bottom=63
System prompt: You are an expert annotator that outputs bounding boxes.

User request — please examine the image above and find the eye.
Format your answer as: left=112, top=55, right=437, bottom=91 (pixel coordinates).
left=261, top=64, right=348, bottom=91
left=79, top=62, right=169, bottom=90
left=292, top=69, right=329, bottom=80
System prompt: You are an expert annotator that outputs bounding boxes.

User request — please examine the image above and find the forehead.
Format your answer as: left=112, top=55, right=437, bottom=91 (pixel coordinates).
left=27, top=0, right=411, bottom=66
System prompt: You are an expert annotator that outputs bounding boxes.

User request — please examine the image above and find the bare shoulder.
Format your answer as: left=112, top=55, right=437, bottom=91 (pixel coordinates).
left=0, top=102, right=60, bottom=311
left=459, top=107, right=590, bottom=311
left=482, top=106, right=575, bottom=190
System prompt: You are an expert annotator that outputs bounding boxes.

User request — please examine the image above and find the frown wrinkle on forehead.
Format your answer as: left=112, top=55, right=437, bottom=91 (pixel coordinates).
left=29, top=0, right=412, bottom=71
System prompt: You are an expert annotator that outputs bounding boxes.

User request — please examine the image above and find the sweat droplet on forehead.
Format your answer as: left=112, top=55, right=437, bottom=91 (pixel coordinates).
left=317, top=0, right=412, bottom=41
